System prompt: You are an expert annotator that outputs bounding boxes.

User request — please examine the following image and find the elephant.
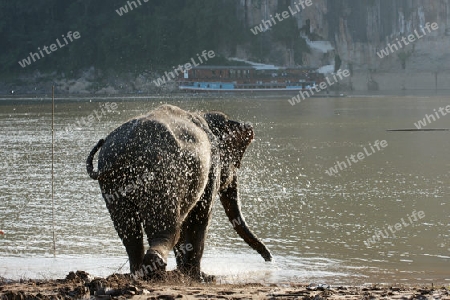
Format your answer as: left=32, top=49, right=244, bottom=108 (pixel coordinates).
left=86, top=104, right=272, bottom=282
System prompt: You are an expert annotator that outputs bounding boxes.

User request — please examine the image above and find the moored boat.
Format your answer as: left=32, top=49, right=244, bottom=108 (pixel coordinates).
left=177, top=65, right=326, bottom=93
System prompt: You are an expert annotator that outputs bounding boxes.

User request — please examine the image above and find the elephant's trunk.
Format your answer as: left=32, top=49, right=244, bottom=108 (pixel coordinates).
left=86, top=139, right=105, bottom=180
left=219, top=175, right=272, bottom=262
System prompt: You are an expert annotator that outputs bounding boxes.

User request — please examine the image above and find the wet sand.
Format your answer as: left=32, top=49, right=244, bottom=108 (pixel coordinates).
left=1, top=271, right=449, bottom=300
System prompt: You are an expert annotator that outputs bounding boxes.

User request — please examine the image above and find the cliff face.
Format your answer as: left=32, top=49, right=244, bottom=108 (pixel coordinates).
left=240, top=0, right=450, bottom=72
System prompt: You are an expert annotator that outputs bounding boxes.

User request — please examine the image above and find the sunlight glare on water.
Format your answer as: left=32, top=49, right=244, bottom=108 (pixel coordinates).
left=0, top=95, right=449, bottom=284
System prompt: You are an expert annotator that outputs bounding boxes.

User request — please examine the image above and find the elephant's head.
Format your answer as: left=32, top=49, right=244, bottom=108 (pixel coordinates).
left=204, top=112, right=272, bottom=262
left=204, top=112, right=254, bottom=189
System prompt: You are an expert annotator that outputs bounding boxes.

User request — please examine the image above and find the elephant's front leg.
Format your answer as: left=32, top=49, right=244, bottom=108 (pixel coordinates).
left=175, top=170, right=218, bottom=282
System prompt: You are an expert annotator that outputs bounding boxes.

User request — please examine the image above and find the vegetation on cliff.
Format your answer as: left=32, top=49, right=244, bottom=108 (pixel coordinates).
left=0, top=0, right=309, bottom=78
left=1, top=1, right=240, bottom=75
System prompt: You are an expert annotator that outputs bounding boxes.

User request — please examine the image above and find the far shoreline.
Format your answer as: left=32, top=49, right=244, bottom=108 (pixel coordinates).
left=1, top=89, right=450, bottom=101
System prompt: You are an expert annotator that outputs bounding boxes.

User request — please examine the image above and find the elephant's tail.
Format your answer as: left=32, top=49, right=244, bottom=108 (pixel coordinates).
left=86, top=139, right=105, bottom=180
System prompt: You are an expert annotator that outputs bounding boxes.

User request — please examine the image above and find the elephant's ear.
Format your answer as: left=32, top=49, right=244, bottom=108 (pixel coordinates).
left=223, top=120, right=254, bottom=168
left=204, top=111, right=254, bottom=169
left=203, top=112, right=228, bottom=139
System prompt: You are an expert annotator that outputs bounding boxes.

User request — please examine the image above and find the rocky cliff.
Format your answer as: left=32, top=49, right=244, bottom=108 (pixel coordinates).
left=242, top=0, right=450, bottom=71
left=4, top=1, right=449, bottom=94
left=240, top=0, right=450, bottom=90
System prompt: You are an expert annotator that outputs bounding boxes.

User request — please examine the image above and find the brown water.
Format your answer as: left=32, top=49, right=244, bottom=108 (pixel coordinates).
left=0, top=94, right=449, bottom=284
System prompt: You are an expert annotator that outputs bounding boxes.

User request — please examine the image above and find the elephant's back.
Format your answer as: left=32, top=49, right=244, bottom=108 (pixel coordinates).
left=97, top=119, right=172, bottom=173
left=97, top=105, right=212, bottom=179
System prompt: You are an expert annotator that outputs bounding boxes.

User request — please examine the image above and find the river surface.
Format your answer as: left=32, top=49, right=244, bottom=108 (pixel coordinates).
left=0, top=94, right=449, bottom=285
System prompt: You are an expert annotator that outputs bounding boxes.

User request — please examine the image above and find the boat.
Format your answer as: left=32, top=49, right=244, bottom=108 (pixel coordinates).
left=177, top=66, right=326, bottom=93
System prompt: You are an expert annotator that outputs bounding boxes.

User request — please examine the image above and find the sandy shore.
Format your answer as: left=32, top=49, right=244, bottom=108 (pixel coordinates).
left=1, top=271, right=449, bottom=300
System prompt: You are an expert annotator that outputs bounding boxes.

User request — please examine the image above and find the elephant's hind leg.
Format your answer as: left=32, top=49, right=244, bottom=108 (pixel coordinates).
left=139, top=192, right=181, bottom=277
left=175, top=172, right=218, bottom=282
left=102, top=189, right=144, bottom=274
left=175, top=198, right=215, bottom=282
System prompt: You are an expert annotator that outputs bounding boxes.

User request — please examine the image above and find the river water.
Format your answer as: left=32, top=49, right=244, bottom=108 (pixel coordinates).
left=0, top=94, right=449, bottom=285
